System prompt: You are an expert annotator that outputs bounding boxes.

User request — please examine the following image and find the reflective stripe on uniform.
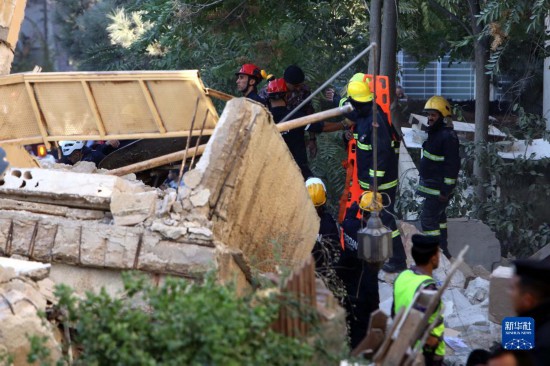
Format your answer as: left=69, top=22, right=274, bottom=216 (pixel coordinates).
left=444, top=177, right=456, bottom=185
left=422, top=149, right=445, bottom=162
left=353, top=133, right=359, bottom=139
left=392, top=229, right=400, bottom=238
left=424, top=229, right=441, bottom=236
left=357, top=141, right=372, bottom=151
left=379, top=179, right=398, bottom=190
left=369, top=169, right=385, bottom=177
left=359, top=179, right=370, bottom=190
left=439, top=223, right=447, bottom=229
left=417, top=185, right=440, bottom=196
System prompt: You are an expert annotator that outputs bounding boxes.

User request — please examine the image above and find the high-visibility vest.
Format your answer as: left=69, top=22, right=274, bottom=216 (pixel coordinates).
left=338, top=75, right=392, bottom=224
left=394, top=269, right=445, bottom=357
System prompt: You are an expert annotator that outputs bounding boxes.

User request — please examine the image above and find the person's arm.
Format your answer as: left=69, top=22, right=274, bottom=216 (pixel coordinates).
left=440, top=130, right=460, bottom=199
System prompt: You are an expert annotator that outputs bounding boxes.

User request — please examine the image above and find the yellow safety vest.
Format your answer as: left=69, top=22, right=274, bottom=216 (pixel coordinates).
left=393, top=269, right=445, bottom=356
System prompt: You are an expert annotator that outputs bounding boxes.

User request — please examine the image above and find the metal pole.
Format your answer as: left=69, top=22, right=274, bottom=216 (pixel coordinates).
left=372, top=43, right=379, bottom=198
left=281, top=43, right=376, bottom=122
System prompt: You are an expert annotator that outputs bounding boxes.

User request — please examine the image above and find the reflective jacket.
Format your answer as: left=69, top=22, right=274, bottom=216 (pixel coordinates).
left=346, top=104, right=398, bottom=193
left=393, top=269, right=445, bottom=357
left=418, top=120, right=460, bottom=198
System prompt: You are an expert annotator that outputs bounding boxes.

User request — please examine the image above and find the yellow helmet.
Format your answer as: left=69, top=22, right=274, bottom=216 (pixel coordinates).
left=305, top=177, right=327, bottom=207
left=350, top=72, right=366, bottom=83
left=424, top=96, right=451, bottom=117
left=347, top=80, right=373, bottom=103
left=359, top=191, right=383, bottom=212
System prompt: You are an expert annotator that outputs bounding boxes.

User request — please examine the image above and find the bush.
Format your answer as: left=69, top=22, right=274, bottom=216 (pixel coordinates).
left=34, top=273, right=314, bottom=366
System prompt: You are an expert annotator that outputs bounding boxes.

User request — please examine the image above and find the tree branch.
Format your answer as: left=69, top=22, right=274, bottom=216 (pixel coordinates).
left=427, top=0, right=472, bottom=37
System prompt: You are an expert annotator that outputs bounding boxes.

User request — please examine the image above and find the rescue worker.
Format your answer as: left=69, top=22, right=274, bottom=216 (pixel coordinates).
left=509, top=259, right=550, bottom=366
left=283, top=65, right=320, bottom=158
left=58, top=141, right=101, bottom=166
left=306, top=177, right=340, bottom=275
left=235, top=63, right=265, bottom=104
left=392, top=234, right=445, bottom=366
left=343, top=74, right=407, bottom=273
left=266, top=77, right=313, bottom=179
left=339, top=198, right=381, bottom=350
left=417, top=96, right=460, bottom=259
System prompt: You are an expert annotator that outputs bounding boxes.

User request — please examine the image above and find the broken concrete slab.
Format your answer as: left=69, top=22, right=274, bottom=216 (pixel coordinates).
left=185, top=98, right=319, bottom=272
left=489, top=265, right=515, bottom=324
left=0, top=168, right=150, bottom=210
left=447, top=218, right=501, bottom=271
left=0, top=256, right=50, bottom=280
left=110, top=190, right=157, bottom=226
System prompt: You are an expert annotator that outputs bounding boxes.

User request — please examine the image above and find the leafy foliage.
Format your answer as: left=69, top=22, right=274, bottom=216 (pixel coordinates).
left=32, top=272, right=315, bottom=365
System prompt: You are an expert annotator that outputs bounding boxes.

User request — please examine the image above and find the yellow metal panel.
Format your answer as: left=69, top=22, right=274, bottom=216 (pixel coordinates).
left=0, top=70, right=220, bottom=145
left=33, top=82, right=99, bottom=137
left=0, top=83, right=40, bottom=140
left=90, top=81, right=157, bottom=134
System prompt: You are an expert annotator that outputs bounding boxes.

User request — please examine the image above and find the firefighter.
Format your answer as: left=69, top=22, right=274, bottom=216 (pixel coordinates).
left=339, top=201, right=380, bottom=350
left=509, top=259, right=550, bottom=366
left=417, top=96, right=460, bottom=259
left=344, top=74, right=407, bottom=273
left=266, top=77, right=313, bottom=179
left=305, top=177, right=340, bottom=275
left=235, top=63, right=265, bottom=104
left=283, top=65, right=320, bottom=158
left=392, top=234, right=445, bottom=366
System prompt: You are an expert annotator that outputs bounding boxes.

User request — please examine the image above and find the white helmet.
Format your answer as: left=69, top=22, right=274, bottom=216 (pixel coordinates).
left=59, top=141, right=85, bottom=156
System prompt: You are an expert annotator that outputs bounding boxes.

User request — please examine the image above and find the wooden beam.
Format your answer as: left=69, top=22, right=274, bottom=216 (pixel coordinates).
left=81, top=80, right=107, bottom=138
left=139, top=80, right=167, bottom=133
left=24, top=81, right=51, bottom=149
left=107, top=144, right=207, bottom=176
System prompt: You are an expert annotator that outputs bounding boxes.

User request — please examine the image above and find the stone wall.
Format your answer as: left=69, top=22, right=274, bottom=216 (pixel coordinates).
left=180, top=98, right=319, bottom=272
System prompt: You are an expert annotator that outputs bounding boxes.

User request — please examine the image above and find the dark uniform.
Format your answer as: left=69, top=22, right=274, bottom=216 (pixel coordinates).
left=417, top=118, right=460, bottom=258
left=245, top=90, right=266, bottom=105
left=339, top=203, right=380, bottom=349
left=345, top=102, right=407, bottom=269
left=269, top=106, right=312, bottom=179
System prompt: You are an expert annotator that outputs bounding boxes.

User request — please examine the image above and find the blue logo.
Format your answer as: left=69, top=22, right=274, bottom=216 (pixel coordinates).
left=502, top=317, right=535, bottom=350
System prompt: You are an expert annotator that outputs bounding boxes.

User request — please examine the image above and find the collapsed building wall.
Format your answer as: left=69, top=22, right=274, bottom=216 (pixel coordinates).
left=0, top=98, right=319, bottom=294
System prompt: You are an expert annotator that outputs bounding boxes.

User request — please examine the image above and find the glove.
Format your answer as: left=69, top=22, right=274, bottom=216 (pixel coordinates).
left=344, top=202, right=360, bottom=221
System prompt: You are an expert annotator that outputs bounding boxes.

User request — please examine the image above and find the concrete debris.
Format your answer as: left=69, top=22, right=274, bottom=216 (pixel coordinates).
left=111, top=190, right=157, bottom=226
left=150, top=221, right=187, bottom=240
left=464, top=277, right=490, bottom=305
left=377, top=250, right=502, bottom=366
left=0, top=256, right=50, bottom=280
left=434, top=254, right=466, bottom=289
left=0, top=267, right=62, bottom=365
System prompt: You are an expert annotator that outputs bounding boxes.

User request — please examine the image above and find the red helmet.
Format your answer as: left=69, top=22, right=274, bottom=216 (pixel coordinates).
left=235, top=63, right=262, bottom=79
left=267, top=78, right=288, bottom=95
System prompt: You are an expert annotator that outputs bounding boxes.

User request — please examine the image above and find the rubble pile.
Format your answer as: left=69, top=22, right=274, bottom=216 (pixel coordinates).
left=0, top=99, right=319, bottom=296
left=378, top=222, right=505, bottom=365
left=0, top=258, right=61, bottom=365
